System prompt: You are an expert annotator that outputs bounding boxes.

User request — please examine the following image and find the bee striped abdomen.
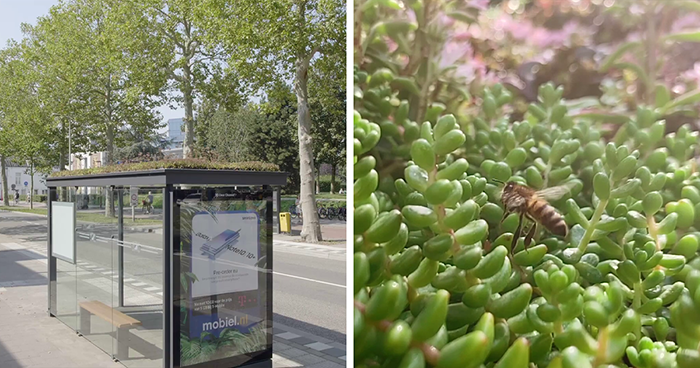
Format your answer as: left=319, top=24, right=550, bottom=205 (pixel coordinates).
left=528, top=198, right=567, bottom=237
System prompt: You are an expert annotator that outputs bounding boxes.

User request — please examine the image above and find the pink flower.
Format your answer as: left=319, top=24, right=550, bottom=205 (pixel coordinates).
left=384, top=37, right=399, bottom=53
left=437, top=13, right=455, bottom=28
left=468, top=0, right=489, bottom=10
left=672, top=14, right=700, bottom=32
left=439, top=39, right=473, bottom=69
left=680, top=62, right=700, bottom=86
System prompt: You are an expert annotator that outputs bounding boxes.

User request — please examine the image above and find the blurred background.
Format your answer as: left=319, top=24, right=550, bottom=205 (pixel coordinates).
left=355, top=0, right=700, bottom=137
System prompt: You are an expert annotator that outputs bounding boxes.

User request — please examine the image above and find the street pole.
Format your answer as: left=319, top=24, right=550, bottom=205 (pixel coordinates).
left=68, top=121, right=71, bottom=171
left=68, top=120, right=71, bottom=202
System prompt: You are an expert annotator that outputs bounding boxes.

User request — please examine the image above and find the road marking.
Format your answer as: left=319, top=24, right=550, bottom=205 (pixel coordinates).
left=274, top=240, right=346, bottom=252
left=156, top=292, right=163, bottom=296
left=123, top=278, right=135, bottom=283
left=1, top=242, right=24, bottom=250
left=272, top=271, right=345, bottom=289
left=144, top=286, right=160, bottom=291
left=131, top=282, right=148, bottom=287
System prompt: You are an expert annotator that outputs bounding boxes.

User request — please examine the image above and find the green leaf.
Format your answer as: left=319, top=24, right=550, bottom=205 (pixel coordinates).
left=612, top=62, right=650, bottom=89
left=664, top=30, right=700, bottom=43
left=658, top=89, right=700, bottom=115
left=570, top=224, right=586, bottom=248
left=445, top=11, right=477, bottom=24
left=573, top=110, right=630, bottom=124
left=600, top=41, right=642, bottom=72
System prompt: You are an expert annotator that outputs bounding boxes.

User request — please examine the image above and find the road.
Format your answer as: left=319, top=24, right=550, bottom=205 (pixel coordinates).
left=0, top=210, right=346, bottom=344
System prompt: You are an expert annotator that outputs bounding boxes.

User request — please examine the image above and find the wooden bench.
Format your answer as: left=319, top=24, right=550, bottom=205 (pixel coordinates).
left=79, top=300, right=142, bottom=360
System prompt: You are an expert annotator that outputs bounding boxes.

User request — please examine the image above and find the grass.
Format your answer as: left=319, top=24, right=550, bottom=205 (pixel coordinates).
left=0, top=207, right=47, bottom=216
left=50, top=158, right=279, bottom=177
left=0, top=206, right=162, bottom=225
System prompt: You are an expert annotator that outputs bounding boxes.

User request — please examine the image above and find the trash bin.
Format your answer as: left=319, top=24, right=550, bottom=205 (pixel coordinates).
left=280, top=212, right=291, bottom=233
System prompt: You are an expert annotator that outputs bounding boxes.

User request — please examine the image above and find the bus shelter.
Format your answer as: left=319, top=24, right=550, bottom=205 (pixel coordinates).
left=46, top=168, right=287, bottom=368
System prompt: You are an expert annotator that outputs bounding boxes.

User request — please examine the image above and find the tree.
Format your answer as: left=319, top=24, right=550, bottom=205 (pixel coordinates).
left=25, top=0, right=170, bottom=216
left=135, top=0, right=246, bottom=159
left=201, top=107, right=256, bottom=162
left=0, top=44, right=25, bottom=206
left=0, top=41, right=59, bottom=209
left=114, top=129, right=170, bottom=162
left=197, top=0, right=345, bottom=242
left=310, top=63, right=346, bottom=193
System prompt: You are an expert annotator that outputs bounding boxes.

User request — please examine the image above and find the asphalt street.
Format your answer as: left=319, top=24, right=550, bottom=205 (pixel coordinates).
left=0, top=210, right=346, bottom=344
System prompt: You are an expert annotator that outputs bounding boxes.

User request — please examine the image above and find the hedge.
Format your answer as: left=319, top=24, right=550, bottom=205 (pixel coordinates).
left=319, top=180, right=346, bottom=193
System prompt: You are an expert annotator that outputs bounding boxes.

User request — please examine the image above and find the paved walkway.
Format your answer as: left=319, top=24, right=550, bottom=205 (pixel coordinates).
left=0, top=211, right=345, bottom=368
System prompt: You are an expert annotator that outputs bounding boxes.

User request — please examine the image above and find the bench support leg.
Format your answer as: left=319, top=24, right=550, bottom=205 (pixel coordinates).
left=116, top=327, right=129, bottom=360
left=80, top=308, right=90, bottom=335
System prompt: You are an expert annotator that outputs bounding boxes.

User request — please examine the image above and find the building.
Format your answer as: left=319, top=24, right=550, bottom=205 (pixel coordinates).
left=69, top=152, right=104, bottom=171
left=1, top=162, right=55, bottom=197
left=167, top=118, right=185, bottom=149
left=163, top=118, right=185, bottom=159
left=68, top=152, right=105, bottom=196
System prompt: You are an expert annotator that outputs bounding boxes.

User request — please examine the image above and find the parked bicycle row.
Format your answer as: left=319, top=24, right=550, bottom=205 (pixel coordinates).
left=287, top=201, right=346, bottom=221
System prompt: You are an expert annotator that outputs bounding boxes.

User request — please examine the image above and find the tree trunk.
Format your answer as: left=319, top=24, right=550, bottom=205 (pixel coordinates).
left=182, top=69, right=195, bottom=159
left=295, top=57, right=322, bottom=243
left=316, top=165, right=320, bottom=194
left=29, top=163, right=34, bottom=210
left=105, top=126, right=115, bottom=217
left=1, top=156, right=8, bottom=207
left=330, top=164, right=336, bottom=194
left=58, top=150, right=67, bottom=202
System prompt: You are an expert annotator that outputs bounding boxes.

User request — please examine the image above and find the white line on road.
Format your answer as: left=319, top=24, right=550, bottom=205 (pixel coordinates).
left=273, top=271, right=345, bottom=289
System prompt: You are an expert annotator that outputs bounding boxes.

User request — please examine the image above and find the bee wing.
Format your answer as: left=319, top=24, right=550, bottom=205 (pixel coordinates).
left=535, top=181, right=577, bottom=202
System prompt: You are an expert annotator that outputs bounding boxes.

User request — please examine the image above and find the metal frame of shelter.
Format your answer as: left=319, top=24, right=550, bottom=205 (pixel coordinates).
left=46, top=168, right=288, bottom=368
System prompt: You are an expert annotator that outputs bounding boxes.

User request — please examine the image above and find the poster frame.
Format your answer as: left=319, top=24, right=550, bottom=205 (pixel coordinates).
left=50, top=201, right=76, bottom=264
left=171, top=186, right=274, bottom=368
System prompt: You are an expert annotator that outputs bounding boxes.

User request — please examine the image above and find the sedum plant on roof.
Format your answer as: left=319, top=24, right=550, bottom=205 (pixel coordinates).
left=50, top=159, right=280, bottom=177
left=353, top=1, right=700, bottom=368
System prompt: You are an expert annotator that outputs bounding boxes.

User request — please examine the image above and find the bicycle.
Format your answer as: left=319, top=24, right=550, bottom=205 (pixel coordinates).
left=289, top=204, right=302, bottom=219
left=142, top=199, right=153, bottom=214
left=317, top=201, right=328, bottom=219
left=337, top=204, right=346, bottom=221
left=325, top=202, right=339, bottom=220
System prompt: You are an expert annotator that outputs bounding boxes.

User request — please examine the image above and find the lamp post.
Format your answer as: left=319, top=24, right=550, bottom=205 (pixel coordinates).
left=68, top=120, right=71, bottom=171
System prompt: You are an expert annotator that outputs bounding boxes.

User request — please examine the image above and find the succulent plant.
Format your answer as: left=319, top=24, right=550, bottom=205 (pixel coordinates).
left=353, top=69, right=700, bottom=368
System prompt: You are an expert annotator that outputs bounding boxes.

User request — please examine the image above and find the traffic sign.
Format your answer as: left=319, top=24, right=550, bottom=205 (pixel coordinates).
left=24, top=181, right=28, bottom=187
left=130, top=186, right=139, bottom=207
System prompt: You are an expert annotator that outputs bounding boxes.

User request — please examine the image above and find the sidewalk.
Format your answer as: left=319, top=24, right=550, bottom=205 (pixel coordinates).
left=274, top=218, right=346, bottom=244
left=0, top=217, right=345, bottom=367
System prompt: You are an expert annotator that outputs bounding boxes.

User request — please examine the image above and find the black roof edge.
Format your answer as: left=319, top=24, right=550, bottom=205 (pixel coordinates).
left=46, top=168, right=289, bottom=187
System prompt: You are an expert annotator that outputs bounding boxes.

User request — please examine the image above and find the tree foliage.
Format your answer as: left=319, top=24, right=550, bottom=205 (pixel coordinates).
left=195, top=0, right=346, bottom=242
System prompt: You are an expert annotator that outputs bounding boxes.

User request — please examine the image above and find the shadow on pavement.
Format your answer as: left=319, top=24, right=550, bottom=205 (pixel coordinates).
left=0, top=223, right=46, bottom=236
left=0, top=337, right=20, bottom=368
left=0, top=249, right=47, bottom=287
left=273, top=313, right=346, bottom=345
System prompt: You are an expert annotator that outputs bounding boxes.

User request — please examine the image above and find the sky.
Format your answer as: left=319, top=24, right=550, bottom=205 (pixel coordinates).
left=0, top=0, right=186, bottom=133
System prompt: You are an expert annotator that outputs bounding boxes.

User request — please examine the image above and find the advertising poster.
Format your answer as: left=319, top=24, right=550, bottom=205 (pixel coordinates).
left=178, top=202, right=269, bottom=367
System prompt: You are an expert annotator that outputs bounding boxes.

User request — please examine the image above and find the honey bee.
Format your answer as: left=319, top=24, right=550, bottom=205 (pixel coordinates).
left=499, top=181, right=574, bottom=250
